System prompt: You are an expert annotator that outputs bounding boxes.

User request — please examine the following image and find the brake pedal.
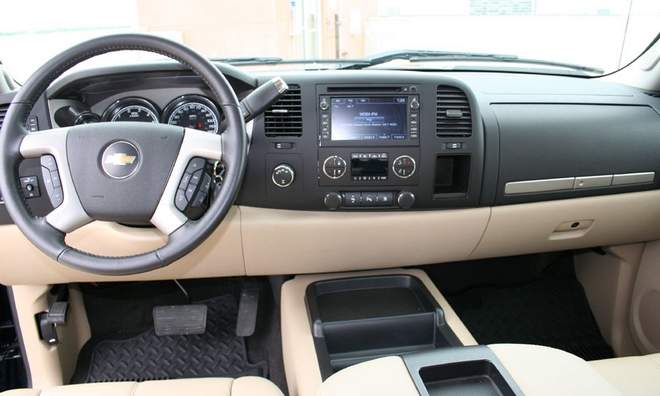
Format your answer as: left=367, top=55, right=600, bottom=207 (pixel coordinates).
left=153, top=304, right=207, bottom=336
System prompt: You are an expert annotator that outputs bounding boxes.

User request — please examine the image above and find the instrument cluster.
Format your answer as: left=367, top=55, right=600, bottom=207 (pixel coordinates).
left=56, top=94, right=222, bottom=134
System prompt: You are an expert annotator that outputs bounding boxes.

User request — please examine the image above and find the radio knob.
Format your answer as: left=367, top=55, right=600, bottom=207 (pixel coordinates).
left=319, top=98, right=330, bottom=111
left=323, top=192, right=342, bottom=210
left=322, top=155, right=347, bottom=179
left=397, top=191, right=415, bottom=209
left=272, top=164, right=295, bottom=188
left=410, top=97, right=420, bottom=110
left=392, top=155, right=416, bottom=179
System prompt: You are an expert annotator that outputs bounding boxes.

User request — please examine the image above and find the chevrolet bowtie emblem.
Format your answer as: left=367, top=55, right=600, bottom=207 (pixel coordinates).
left=104, top=153, right=137, bottom=166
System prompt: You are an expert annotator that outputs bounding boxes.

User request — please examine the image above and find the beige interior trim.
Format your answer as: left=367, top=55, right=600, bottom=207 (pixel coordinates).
left=9, top=285, right=90, bottom=389
left=316, top=356, right=419, bottom=396
left=280, top=268, right=476, bottom=396
left=2, top=190, right=660, bottom=285
left=316, top=345, right=620, bottom=396
left=472, top=190, right=660, bottom=259
left=630, top=240, right=660, bottom=353
left=490, top=344, right=619, bottom=396
left=0, top=207, right=244, bottom=285
left=0, top=377, right=284, bottom=396
left=574, top=244, right=643, bottom=357
left=591, top=353, right=660, bottom=396
left=242, top=206, right=490, bottom=275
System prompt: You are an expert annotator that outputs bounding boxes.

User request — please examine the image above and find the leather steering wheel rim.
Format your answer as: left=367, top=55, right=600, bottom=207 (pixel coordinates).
left=0, top=34, right=247, bottom=275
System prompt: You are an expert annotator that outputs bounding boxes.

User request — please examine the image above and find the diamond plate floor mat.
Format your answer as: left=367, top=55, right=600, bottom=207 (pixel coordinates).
left=71, top=294, right=267, bottom=383
left=446, top=273, right=614, bottom=361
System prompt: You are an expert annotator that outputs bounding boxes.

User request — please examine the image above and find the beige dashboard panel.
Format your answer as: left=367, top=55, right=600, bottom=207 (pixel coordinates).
left=241, top=206, right=490, bottom=275
left=472, top=190, right=660, bottom=259
left=0, top=207, right=244, bottom=285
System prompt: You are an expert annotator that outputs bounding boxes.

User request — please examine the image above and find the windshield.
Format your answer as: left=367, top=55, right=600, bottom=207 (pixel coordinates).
left=1, top=0, right=659, bottom=82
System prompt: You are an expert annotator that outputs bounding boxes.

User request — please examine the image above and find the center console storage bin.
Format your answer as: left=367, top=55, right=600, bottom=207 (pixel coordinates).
left=306, top=275, right=461, bottom=378
left=404, top=347, right=523, bottom=396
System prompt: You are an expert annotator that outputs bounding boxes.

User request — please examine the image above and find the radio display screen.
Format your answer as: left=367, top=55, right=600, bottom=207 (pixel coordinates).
left=330, top=97, right=408, bottom=141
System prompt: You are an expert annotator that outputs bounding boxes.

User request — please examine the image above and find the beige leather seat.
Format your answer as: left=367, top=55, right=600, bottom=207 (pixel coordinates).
left=591, top=353, right=660, bottom=396
left=0, top=377, right=283, bottom=396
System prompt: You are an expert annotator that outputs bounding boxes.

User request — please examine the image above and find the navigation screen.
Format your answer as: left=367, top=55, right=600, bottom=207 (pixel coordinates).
left=330, top=97, right=408, bottom=141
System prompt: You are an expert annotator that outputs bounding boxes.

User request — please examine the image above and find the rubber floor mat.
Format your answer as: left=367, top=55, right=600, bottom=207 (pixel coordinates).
left=72, top=294, right=266, bottom=383
left=446, top=274, right=614, bottom=361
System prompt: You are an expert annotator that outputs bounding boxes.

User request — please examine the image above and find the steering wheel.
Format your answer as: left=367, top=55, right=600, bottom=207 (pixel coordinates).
left=0, top=34, right=247, bottom=275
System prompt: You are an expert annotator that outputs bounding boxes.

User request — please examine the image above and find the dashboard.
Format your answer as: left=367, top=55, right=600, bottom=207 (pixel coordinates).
left=1, top=61, right=660, bottom=283
left=2, top=63, right=660, bottom=218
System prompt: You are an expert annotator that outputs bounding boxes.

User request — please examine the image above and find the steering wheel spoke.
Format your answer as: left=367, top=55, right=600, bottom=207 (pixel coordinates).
left=150, top=128, right=223, bottom=235
left=20, top=128, right=92, bottom=233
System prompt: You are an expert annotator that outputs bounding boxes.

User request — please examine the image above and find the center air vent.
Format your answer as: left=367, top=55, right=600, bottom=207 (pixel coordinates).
left=0, top=104, right=8, bottom=130
left=436, top=86, right=472, bottom=137
left=264, top=84, right=302, bottom=137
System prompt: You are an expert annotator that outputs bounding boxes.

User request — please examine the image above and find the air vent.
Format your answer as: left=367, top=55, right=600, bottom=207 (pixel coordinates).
left=264, top=84, right=302, bottom=137
left=436, top=86, right=472, bottom=137
left=0, top=103, right=8, bottom=130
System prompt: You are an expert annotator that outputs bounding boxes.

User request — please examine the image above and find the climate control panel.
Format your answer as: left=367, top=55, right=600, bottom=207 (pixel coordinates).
left=318, top=148, right=419, bottom=187
left=323, top=191, right=415, bottom=210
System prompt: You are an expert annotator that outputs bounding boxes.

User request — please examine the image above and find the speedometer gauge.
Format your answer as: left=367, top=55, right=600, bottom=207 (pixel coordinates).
left=163, top=95, right=221, bottom=133
left=102, top=98, right=159, bottom=123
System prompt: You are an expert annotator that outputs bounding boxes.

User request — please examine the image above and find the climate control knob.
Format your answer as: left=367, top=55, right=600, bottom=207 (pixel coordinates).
left=272, top=164, right=295, bottom=188
left=323, top=192, right=342, bottom=210
left=397, top=191, right=415, bottom=209
left=392, top=155, right=416, bottom=179
left=322, top=155, right=347, bottom=179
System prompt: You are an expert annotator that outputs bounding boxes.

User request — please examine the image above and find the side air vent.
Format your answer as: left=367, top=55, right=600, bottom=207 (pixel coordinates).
left=264, top=84, right=302, bottom=137
left=0, top=104, right=8, bottom=130
left=436, top=86, right=472, bottom=137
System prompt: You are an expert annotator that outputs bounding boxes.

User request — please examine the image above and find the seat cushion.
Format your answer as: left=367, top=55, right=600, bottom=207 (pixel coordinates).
left=0, top=377, right=283, bottom=396
left=591, top=353, right=660, bottom=396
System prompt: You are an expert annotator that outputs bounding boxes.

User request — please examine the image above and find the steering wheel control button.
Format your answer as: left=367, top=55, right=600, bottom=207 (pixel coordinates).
left=19, top=176, right=41, bottom=198
left=175, top=189, right=188, bottom=211
left=187, top=157, right=206, bottom=173
left=323, top=155, right=347, bottom=179
left=272, top=164, right=295, bottom=188
left=175, top=158, right=212, bottom=213
left=392, top=155, right=416, bottom=179
left=40, top=154, right=57, bottom=171
left=39, top=155, right=64, bottom=208
left=100, top=141, right=140, bottom=179
left=190, top=169, right=203, bottom=186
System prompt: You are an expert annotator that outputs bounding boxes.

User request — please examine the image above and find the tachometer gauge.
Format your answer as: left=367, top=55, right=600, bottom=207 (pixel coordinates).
left=102, top=98, right=159, bottom=123
left=163, top=95, right=221, bottom=133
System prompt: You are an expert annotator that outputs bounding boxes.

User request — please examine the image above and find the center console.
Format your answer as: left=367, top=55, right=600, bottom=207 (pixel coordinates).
left=282, top=269, right=622, bottom=396
left=239, top=80, right=484, bottom=211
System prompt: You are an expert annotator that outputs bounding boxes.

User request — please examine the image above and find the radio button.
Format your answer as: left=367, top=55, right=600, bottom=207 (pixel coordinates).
left=397, top=191, right=416, bottom=209
left=392, top=155, right=417, bottom=179
left=410, top=97, right=420, bottom=110
left=323, top=192, right=342, bottom=210
left=323, top=155, right=347, bottom=179
left=362, top=192, right=378, bottom=206
left=376, top=192, right=394, bottom=206
left=320, top=98, right=330, bottom=111
left=342, top=192, right=362, bottom=207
